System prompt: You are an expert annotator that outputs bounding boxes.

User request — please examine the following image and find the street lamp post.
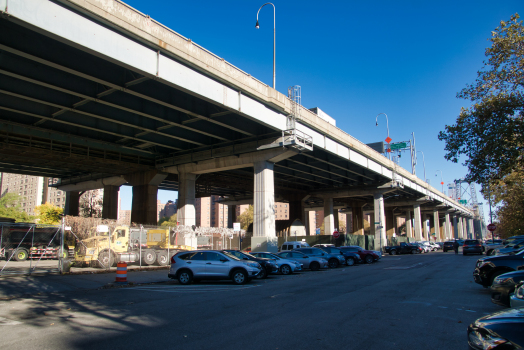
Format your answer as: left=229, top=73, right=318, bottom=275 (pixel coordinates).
left=436, top=170, right=444, bottom=193
left=255, top=3, right=276, bottom=89
left=417, top=151, right=427, bottom=183
left=375, top=113, right=390, bottom=159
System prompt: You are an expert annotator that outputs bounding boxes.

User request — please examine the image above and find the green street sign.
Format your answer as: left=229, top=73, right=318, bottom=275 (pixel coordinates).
left=390, top=142, right=407, bottom=150
left=459, top=199, right=467, bottom=205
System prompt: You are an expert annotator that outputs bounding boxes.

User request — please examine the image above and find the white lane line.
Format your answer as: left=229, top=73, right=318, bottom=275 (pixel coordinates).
left=0, top=317, right=22, bottom=326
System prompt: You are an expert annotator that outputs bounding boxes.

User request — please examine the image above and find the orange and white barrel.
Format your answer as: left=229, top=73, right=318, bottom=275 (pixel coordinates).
left=115, top=262, right=128, bottom=284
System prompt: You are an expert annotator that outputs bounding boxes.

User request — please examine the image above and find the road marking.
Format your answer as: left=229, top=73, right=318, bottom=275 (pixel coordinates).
left=384, top=263, right=423, bottom=270
left=0, top=317, right=22, bottom=326
left=128, top=284, right=260, bottom=293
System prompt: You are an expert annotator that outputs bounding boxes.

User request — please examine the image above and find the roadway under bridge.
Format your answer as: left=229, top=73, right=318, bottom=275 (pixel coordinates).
left=0, top=0, right=475, bottom=250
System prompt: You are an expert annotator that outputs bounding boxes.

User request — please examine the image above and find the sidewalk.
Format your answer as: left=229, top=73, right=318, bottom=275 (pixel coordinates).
left=0, top=267, right=171, bottom=300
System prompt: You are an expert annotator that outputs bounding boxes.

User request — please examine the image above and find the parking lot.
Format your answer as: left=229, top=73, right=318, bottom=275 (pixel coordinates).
left=0, top=250, right=501, bottom=350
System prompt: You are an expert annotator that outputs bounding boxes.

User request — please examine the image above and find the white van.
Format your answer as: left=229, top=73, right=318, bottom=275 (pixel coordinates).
left=280, top=241, right=310, bottom=251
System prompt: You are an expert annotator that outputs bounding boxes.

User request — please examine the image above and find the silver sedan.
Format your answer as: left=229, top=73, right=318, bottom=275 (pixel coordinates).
left=277, top=251, right=328, bottom=271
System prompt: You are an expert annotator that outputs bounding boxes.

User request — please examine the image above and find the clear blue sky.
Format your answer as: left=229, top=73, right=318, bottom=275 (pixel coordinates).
left=119, top=0, right=523, bottom=221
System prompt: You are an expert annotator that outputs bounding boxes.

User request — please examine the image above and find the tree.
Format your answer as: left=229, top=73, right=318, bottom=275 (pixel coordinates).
left=159, top=214, right=177, bottom=226
left=79, top=190, right=103, bottom=218
left=485, top=171, right=524, bottom=237
left=0, top=193, right=35, bottom=222
left=238, top=205, right=253, bottom=231
left=34, top=202, right=63, bottom=225
left=438, top=14, right=524, bottom=183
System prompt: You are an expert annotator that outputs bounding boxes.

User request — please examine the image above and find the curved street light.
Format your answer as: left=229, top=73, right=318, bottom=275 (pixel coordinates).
left=435, top=170, right=444, bottom=193
left=255, top=3, right=276, bottom=89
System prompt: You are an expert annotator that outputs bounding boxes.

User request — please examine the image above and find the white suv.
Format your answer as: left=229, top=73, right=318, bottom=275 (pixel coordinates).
left=168, top=250, right=262, bottom=285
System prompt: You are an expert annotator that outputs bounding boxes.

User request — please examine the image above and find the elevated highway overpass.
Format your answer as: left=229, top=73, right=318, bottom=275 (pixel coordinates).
left=0, top=0, right=474, bottom=250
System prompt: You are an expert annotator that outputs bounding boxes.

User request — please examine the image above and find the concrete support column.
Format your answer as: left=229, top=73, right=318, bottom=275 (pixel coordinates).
left=102, top=185, right=120, bottom=220
left=227, top=205, right=235, bottom=228
left=469, top=218, right=475, bottom=239
left=124, top=170, right=167, bottom=225
left=463, top=217, right=468, bottom=239
left=178, top=172, right=196, bottom=227
left=373, top=193, right=386, bottom=251
left=432, top=210, right=439, bottom=242
left=352, top=205, right=364, bottom=235
left=334, top=209, right=340, bottom=232
left=413, top=204, right=422, bottom=241
left=386, top=208, right=395, bottom=238
left=304, top=208, right=310, bottom=236
left=405, top=210, right=413, bottom=238
left=457, top=216, right=464, bottom=239
left=346, top=213, right=351, bottom=235
left=323, top=197, right=335, bottom=236
left=445, top=213, right=451, bottom=240
left=64, top=191, right=80, bottom=216
left=423, top=214, right=430, bottom=240
left=253, top=161, right=275, bottom=237
left=453, top=215, right=458, bottom=239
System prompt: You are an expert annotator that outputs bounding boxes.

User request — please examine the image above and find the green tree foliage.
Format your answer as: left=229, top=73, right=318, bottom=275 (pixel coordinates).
left=34, top=202, right=63, bottom=225
left=438, top=14, right=524, bottom=183
left=0, top=193, right=35, bottom=222
left=238, top=205, right=253, bottom=231
left=159, top=213, right=177, bottom=226
left=485, top=171, right=524, bottom=237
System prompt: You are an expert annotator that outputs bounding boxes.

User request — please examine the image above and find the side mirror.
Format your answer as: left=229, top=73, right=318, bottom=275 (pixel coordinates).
left=220, top=258, right=228, bottom=262
left=303, top=255, right=309, bottom=258
left=243, top=257, right=248, bottom=260
left=321, top=253, right=325, bottom=256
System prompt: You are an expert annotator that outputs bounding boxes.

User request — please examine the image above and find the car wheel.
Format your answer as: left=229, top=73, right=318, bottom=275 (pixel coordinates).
left=231, top=270, right=248, bottom=285
left=346, top=257, right=355, bottom=266
left=280, top=264, right=292, bottom=275
left=310, top=261, right=320, bottom=271
left=328, top=259, right=339, bottom=268
left=463, top=252, right=467, bottom=256
left=390, top=250, right=397, bottom=255
left=156, top=251, right=169, bottom=266
left=411, top=249, right=417, bottom=255
left=13, top=249, right=29, bottom=262
left=98, top=251, right=115, bottom=268
left=364, top=255, right=374, bottom=264
left=443, top=248, right=446, bottom=252
left=142, top=250, right=156, bottom=265
left=177, top=270, right=193, bottom=285
left=256, top=267, right=268, bottom=279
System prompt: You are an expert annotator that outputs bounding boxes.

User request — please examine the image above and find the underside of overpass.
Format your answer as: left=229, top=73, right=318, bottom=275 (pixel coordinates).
left=0, top=0, right=474, bottom=250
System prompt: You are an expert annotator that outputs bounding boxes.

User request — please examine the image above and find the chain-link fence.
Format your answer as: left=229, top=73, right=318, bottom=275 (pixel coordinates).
left=0, top=223, right=65, bottom=276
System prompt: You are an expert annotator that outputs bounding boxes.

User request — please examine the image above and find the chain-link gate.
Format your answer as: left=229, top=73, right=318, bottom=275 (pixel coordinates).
left=0, top=223, right=65, bottom=276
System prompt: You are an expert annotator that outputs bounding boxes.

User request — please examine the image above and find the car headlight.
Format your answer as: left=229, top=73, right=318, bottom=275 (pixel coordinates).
left=493, top=277, right=512, bottom=285
left=246, top=262, right=261, bottom=268
left=515, top=284, right=524, bottom=299
left=468, top=330, right=508, bottom=349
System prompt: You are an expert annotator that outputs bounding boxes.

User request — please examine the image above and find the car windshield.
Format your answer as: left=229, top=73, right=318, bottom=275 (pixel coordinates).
left=221, top=251, right=241, bottom=260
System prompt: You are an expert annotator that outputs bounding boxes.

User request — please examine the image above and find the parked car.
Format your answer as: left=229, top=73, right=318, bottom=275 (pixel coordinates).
left=495, top=240, right=524, bottom=256
left=412, top=242, right=430, bottom=253
left=168, top=250, right=262, bottom=285
left=339, top=246, right=379, bottom=263
left=463, top=239, right=484, bottom=256
left=473, top=248, right=524, bottom=287
left=222, top=250, right=278, bottom=279
left=490, top=271, right=524, bottom=307
left=510, top=282, right=524, bottom=308
left=277, top=251, right=328, bottom=270
left=503, top=235, right=524, bottom=245
left=384, top=242, right=421, bottom=255
left=467, top=308, right=524, bottom=349
left=293, top=247, right=346, bottom=268
left=249, top=252, right=302, bottom=275
left=442, top=241, right=455, bottom=252
left=312, top=244, right=335, bottom=248
left=428, top=242, right=440, bottom=251
left=280, top=241, right=310, bottom=251
left=315, top=246, right=362, bottom=266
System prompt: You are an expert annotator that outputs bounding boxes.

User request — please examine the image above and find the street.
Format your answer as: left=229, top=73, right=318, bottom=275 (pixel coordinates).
left=0, top=252, right=502, bottom=350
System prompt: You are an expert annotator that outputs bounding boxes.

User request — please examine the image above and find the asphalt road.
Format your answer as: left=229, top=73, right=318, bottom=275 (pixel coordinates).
left=0, top=251, right=503, bottom=350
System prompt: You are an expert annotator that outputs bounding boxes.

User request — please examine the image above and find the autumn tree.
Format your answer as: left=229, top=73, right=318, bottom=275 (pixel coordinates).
left=438, top=14, right=524, bottom=183
left=238, top=205, right=253, bottom=231
left=79, top=190, right=103, bottom=218
left=159, top=213, right=178, bottom=227
left=485, top=171, right=524, bottom=237
left=34, top=202, right=63, bottom=225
